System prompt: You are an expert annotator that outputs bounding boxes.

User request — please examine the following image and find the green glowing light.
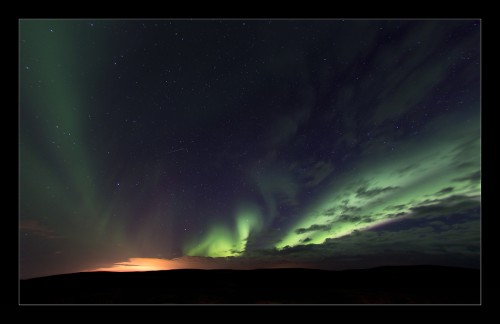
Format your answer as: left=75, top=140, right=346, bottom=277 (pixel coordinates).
left=184, top=203, right=262, bottom=257
left=276, top=112, right=480, bottom=249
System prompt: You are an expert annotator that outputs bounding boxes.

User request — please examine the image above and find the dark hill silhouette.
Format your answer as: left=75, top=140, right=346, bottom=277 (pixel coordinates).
left=20, top=265, right=480, bottom=304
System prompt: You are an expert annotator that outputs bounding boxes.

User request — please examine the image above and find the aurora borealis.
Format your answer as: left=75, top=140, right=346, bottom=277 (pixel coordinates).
left=20, top=19, right=480, bottom=278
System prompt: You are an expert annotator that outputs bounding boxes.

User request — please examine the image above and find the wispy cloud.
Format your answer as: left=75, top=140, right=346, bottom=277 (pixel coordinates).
left=20, top=219, right=62, bottom=239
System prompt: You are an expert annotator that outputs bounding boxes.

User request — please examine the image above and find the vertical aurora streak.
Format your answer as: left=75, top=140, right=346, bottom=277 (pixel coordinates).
left=185, top=203, right=262, bottom=257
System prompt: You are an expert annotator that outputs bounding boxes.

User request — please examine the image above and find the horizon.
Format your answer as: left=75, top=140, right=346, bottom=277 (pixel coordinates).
left=22, top=263, right=481, bottom=281
left=20, top=257, right=480, bottom=280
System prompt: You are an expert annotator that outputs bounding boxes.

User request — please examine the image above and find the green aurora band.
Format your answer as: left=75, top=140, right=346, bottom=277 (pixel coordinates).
left=275, top=112, right=480, bottom=249
left=183, top=111, right=479, bottom=256
left=184, top=203, right=263, bottom=257
left=20, top=21, right=100, bottom=234
left=20, top=21, right=138, bottom=257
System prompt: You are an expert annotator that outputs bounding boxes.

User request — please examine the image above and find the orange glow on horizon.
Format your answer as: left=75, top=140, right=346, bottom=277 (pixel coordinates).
left=88, top=258, right=180, bottom=272
left=84, top=256, right=310, bottom=273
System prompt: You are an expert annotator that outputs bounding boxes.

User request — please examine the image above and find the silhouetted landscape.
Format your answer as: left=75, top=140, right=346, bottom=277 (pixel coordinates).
left=20, top=265, right=480, bottom=304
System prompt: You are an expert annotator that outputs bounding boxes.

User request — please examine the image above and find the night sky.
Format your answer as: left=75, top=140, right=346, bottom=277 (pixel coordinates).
left=19, top=19, right=480, bottom=279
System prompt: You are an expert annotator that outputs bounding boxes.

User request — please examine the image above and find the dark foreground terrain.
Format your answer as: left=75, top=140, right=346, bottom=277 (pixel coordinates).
left=20, top=265, right=480, bottom=304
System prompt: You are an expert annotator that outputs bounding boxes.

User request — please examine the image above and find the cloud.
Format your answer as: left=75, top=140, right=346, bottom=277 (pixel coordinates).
left=409, top=195, right=480, bottom=220
left=396, top=163, right=420, bottom=176
left=371, top=21, right=474, bottom=123
left=455, top=162, right=477, bottom=170
left=323, top=208, right=336, bottom=216
left=266, top=91, right=313, bottom=148
left=287, top=216, right=478, bottom=262
left=384, top=204, right=406, bottom=211
left=291, top=160, right=335, bottom=188
left=356, top=186, right=399, bottom=198
left=453, top=171, right=480, bottom=184
left=341, top=205, right=362, bottom=213
left=251, top=164, right=299, bottom=223
left=295, top=224, right=332, bottom=235
left=338, top=214, right=362, bottom=222
left=386, top=212, right=407, bottom=219
left=20, top=219, right=62, bottom=239
left=435, top=187, right=454, bottom=196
